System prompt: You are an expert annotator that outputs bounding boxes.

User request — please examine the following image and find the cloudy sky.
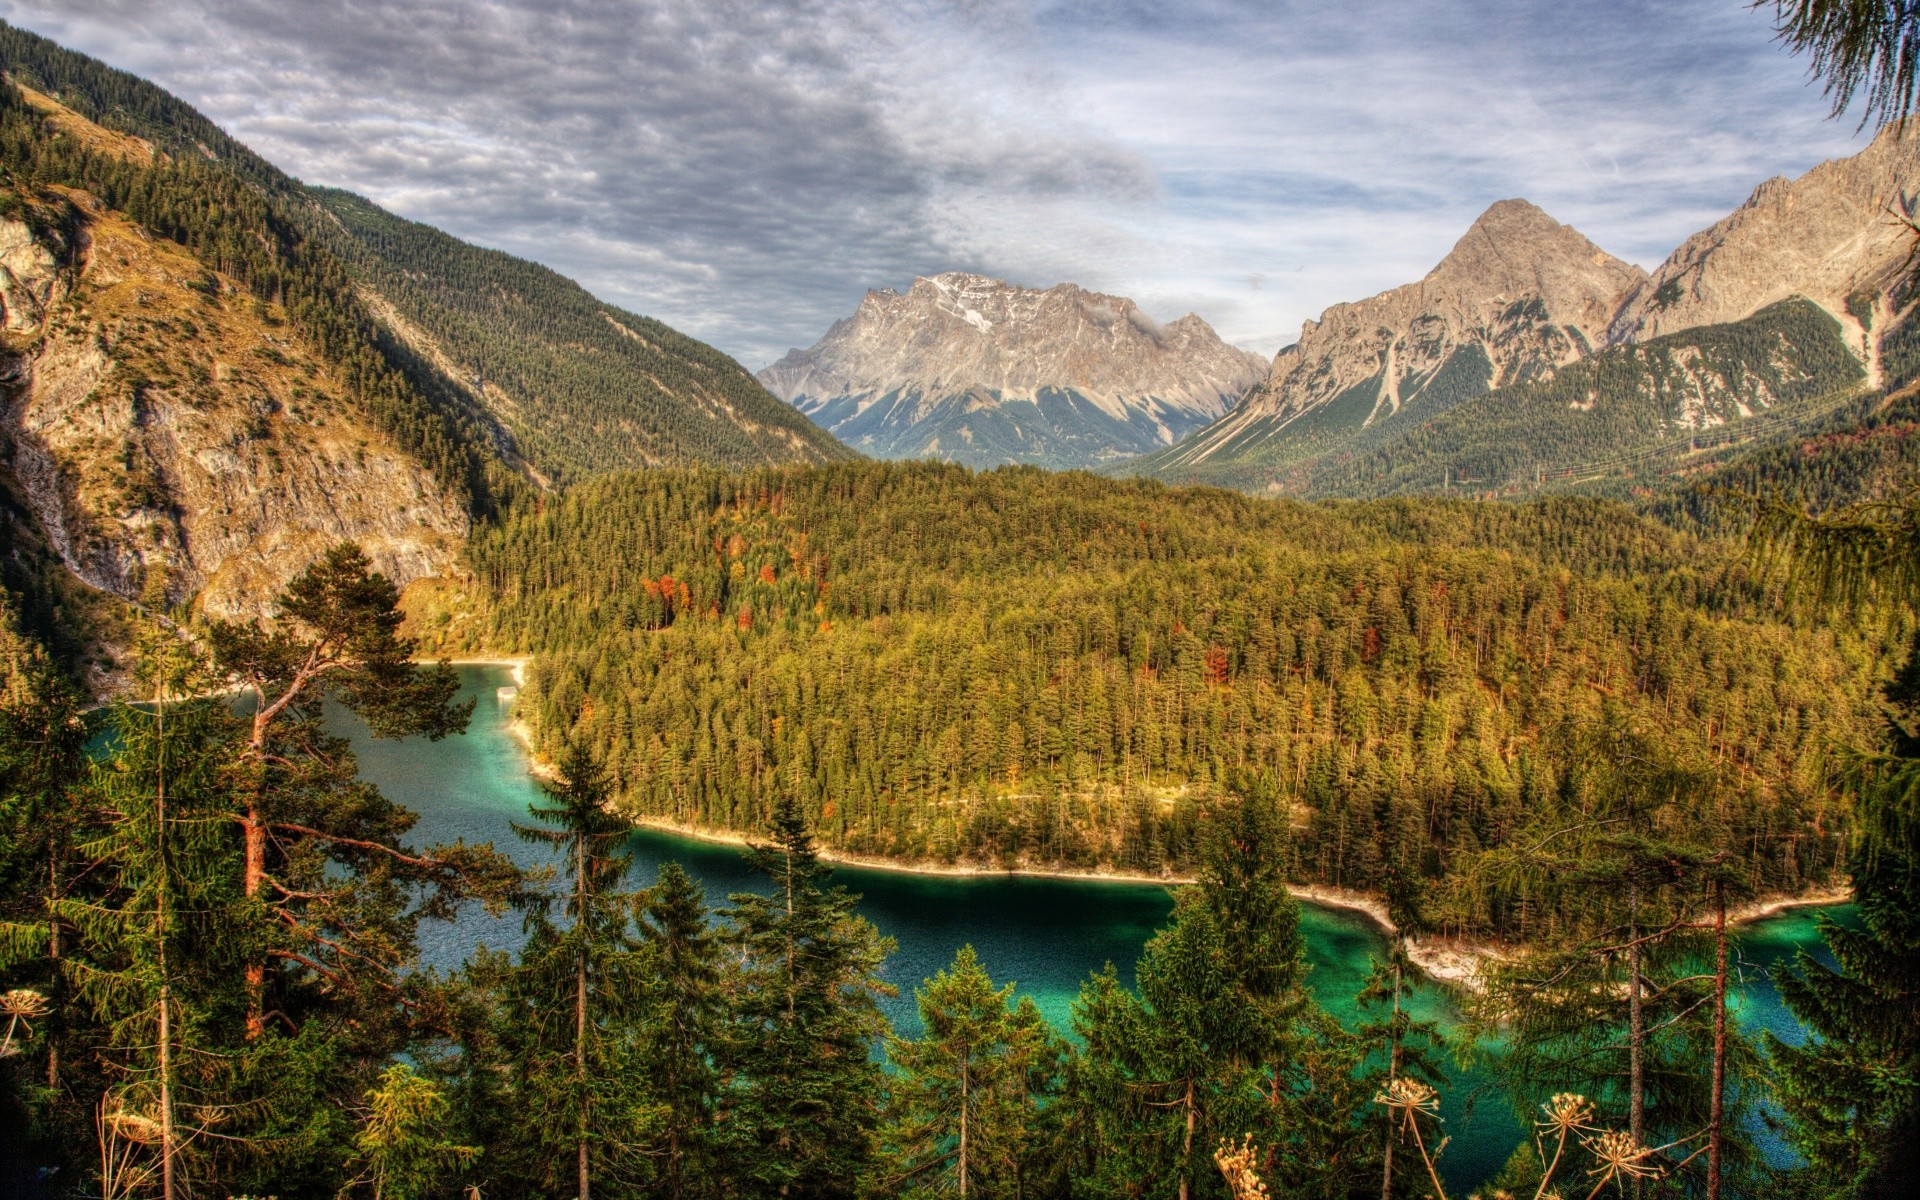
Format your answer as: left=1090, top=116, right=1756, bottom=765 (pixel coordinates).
left=0, top=1, right=1873, bottom=367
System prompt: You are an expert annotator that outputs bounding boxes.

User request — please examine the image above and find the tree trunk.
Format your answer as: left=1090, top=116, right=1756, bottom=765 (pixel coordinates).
left=1179, top=1077, right=1195, bottom=1200
left=156, top=688, right=176, bottom=1200
left=1382, top=952, right=1402, bottom=1200
left=577, top=836, right=590, bottom=1200
left=46, top=853, right=59, bottom=1089
left=1628, top=883, right=1645, bottom=1200
left=244, top=707, right=270, bottom=1040
left=1708, top=881, right=1728, bottom=1200
left=958, top=1046, right=969, bottom=1200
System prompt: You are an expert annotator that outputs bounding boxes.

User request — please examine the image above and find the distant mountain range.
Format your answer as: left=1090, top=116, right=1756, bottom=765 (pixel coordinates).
left=758, top=273, right=1265, bottom=470
left=1124, top=123, right=1920, bottom=496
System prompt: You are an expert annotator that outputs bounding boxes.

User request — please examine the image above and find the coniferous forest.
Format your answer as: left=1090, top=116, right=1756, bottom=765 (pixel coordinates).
left=0, top=1, right=1917, bottom=1198
left=460, top=462, right=1875, bottom=940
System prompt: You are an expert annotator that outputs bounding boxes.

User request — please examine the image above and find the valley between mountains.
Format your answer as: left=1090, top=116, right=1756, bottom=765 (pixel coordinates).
left=0, top=15, right=1904, bottom=916
left=3, top=8, right=1919, bottom=1198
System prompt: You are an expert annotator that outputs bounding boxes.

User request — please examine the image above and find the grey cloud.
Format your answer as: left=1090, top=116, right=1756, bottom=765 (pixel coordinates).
left=0, top=0, right=1149, bottom=363
left=0, top=0, right=1884, bottom=367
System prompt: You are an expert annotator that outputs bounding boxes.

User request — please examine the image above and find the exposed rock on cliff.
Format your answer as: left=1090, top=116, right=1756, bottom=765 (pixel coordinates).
left=1608, top=122, right=1920, bottom=386
left=759, top=273, right=1265, bottom=469
left=1130, top=200, right=1646, bottom=483
left=0, top=186, right=466, bottom=620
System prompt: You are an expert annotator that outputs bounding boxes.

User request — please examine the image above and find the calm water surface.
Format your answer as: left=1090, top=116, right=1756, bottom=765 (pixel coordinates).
left=337, top=666, right=1837, bottom=1189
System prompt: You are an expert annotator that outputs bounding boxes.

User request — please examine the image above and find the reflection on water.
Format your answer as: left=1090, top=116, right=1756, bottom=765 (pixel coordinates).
left=333, top=665, right=1839, bottom=1189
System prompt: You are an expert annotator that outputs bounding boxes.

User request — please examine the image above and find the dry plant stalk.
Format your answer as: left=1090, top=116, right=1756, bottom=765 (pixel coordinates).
left=1213, top=1134, right=1270, bottom=1200
left=0, top=987, right=50, bottom=1057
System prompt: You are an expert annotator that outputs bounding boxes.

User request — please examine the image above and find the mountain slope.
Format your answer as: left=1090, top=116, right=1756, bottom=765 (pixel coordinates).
left=0, top=19, right=848, bottom=633
left=759, top=273, right=1264, bottom=469
left=1131, top=128, right=1920, bottom=499
left=0, top=19, right=845, bottom=494
left=1608, top=121, right=1920, bottom=379
left=0, top=99, right=468, bottom=618
left=1124, top=201, right=1645, bottom=487
left=1302, top=299, right=1864, bottom=498
left=306, top=188, right=850, bottom=483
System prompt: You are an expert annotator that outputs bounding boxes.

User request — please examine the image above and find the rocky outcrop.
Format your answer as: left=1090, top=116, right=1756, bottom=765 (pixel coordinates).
left=0, top=188, right=466, bottom=620
left=1134, top=201, right=1646, bottom=481
left=1608, top=121, right=1920, bottom=382
left=759, top=273, right=1266, bottom=469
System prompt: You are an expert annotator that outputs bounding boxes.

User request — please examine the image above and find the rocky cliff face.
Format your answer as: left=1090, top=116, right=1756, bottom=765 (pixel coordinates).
left=1608, top=122, right=1920, bottom=385
left=758, top=273, right=1266, bottom=469
left=0, top=185, right=466, bottom=620
left=1132, top=200, right=1646, bottom=482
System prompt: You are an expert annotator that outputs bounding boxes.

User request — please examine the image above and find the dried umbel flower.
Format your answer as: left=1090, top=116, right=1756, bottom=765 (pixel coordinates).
left=1374, top=1075, right=1442, bottom=1121
left=104, top=1104, right=163, bottom=1146
left=1213, top=1134, right=1270, bottom=1200
left=0, top=988, right=50, bottom=1057
left=1582, top=1129, right=1659, bottom=1184
left=1538, top=1092, right=1597, bottom=1137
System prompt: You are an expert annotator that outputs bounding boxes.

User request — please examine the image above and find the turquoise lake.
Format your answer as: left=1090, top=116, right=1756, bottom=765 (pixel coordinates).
left=336, top=665, right=1837, bottom=1189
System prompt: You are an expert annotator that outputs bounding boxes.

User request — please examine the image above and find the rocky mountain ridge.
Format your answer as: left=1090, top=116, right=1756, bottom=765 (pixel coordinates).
left=1607, top=121, right=1920, bottom=384
left=1131, top=122, right=1920, bottom=494
left=0, top=178, right=467, bottom=620
left=759, top=273, right=1265, bottom=469
left=0, top=20, right=850, bottom=653
left=1129, top=200, right=1647, bottom=483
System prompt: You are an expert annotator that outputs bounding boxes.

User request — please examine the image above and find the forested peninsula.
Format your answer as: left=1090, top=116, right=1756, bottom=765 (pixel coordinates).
left=435, top=460, right=1883, bottom=942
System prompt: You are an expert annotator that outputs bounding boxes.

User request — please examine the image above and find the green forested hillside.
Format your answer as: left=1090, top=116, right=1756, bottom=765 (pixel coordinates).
left=0, top=58, right=516, bottom=516
left=0, top=19, right=847, bottom=497
left=1305, top=299, right=1863, bottom=498
left=460, top=461, right=1876, bottom=936
left=306, top=188, right=850, bottom=481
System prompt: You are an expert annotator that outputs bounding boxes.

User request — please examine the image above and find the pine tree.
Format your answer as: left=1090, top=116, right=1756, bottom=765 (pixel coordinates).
left=874, top=945, right=1063, bottom=1198
left=506, top=742, right=655, bottom=1200
left=342, top=1064, right=479, bottom=1200
left=60, top=630, right=248, bottom=1199
left=637, top=861, right=723, bottom=1200
left=1755, top=494, right=1920, bottom=1196
left=206, top=542, right=515, bottom=1038
left=719, top=796, right=895, bottom=1200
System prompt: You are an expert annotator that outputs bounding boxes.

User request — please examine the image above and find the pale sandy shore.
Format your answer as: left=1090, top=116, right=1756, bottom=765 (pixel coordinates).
left=622, top=818, right=1851, bottom=992
left=478, top=661, right=1846, bottom=994
left=434, top=655, right=529, bottom=688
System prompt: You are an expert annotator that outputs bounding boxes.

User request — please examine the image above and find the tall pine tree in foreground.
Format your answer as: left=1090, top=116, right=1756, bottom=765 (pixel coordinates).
left=208, top=543, right=510, bottom=1041
left=637, top=861, right=724, bottom=1200
left=874, top=945, right=1064, bottom=1198
left=720, top=796, right=895, bottom=1200
left=504, top=742, right=655, bottom=1199
left=1753, top=481, right=1920, bottom=1196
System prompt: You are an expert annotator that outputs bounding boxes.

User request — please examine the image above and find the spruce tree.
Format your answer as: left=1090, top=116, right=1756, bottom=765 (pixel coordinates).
left=1755, top=492, right=1920, bottom=1196
left=637, top=861, right=723, bottom=1200
left=719, top=795, right=895, bottom=1200
left=506, top=742, right=654, bottom=1200
left=60, top=632, right=249, bottom=1198
left=874, top=945, right=1064, bottom=1198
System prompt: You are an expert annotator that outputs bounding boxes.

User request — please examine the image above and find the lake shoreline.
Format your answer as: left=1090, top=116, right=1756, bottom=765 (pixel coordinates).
left=472, top=664, right=1847, bottom=993
left=623, top=815, right=1849, bottom=991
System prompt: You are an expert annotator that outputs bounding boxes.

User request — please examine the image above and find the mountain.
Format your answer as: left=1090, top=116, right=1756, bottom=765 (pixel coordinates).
left=1608, top=121, right=1920, bottom=384
left=1302, top=299, right=1862, bottom=498
left=1129, top=127, right=1920, bottom=499
left=304, top=187, right=850, bottom=485
left=758, top=273, right=1265, bottom=469
left=0, top=20, right=846, bottom=644
left=1124, top=200, right=1646, bottom=488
